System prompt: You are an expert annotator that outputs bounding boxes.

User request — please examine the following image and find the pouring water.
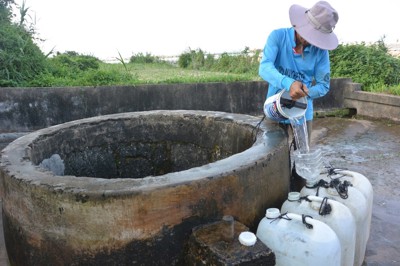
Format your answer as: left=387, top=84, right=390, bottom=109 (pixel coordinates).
left=289, top=115, right=309, bottom=153
left=264, top=91, right=322, bottom=181
left=290, top=115, right=323, bottom=181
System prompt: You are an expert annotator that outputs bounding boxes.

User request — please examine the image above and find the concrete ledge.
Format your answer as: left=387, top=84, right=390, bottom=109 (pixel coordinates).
left=0, top=82, right=267, bottom=132
left=343, top=85, right=400, bottom=122
left=0, top=79, right=399, bottom=132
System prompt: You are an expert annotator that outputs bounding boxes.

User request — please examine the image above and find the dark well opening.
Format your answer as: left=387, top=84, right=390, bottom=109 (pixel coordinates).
left=31, top=112, right=255, bottom=179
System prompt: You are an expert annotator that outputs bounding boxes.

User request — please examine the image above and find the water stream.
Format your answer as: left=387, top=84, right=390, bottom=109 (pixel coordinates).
left=290, top=115, right=325, bottom=181
left=289, top=115, right=309, bottom=153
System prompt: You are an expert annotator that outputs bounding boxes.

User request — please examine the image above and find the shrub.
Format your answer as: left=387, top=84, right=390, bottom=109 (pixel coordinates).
left=178, top=47, right=260, bottom=75
left=330, top=40, right=400, bottom=89
left=178, top=51, right=192, bottom=68
left=208, top=47, right=260, bottom=74
left=78, top=68, right=137, bottom=86
left=50, top=51, right=100, bottom=72
left=129, top=52, right=160, bottom=64
left=0, top=23, right=47, bottom=86
left=0, top=0, right=47, bottom=87
left=0, top=0, right=13, bottom=24
left=29, top=52, right=138, bottom=87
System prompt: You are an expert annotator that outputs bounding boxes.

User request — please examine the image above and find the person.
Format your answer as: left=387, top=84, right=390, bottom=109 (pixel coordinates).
left=259, top=1, right=339, bottom=142
left=258, top=1, right=339, bottom=189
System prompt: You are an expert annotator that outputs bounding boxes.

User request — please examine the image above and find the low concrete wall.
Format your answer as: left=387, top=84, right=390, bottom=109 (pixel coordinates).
left=0, top=82, right=267, bottom=132
left=343, top=83, right=400, bottom=122
left=0, top=78, right=399, bottom=132
left=313, top=78, right=353, bottom=110
left=315, top=78, right=400, bottom=122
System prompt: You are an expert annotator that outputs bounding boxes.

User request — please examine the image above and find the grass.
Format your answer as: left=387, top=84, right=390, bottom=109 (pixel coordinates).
left=99, top=61, right=400, bottom=96
left=99, top=62, right=261, bottom=85
left=362, top=83, right=400, bottom=96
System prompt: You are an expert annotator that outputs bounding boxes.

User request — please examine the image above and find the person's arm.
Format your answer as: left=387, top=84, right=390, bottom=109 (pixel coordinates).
left=259, top=30, right=295, bottom=92
left=308, top=50, right=330, bottom=99
left=259, top=30, right=308, bottom=100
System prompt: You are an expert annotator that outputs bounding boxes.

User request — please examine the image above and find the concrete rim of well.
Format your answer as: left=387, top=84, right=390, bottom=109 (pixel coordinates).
left=0, top=110, right=285, bottom=195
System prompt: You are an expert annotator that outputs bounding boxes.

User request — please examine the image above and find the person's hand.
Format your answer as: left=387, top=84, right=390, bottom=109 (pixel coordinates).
left=289, top=81, right=309, bottom=101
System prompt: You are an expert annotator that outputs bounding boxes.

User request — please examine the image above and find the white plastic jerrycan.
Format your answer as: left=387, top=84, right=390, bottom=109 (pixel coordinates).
left=256, top=208, right=341, bottom=266
left=281, top=192, right=356, bottom=266
left=324, top=169, right=373, bottom=241
left=301, top=179, right=368, bottom=266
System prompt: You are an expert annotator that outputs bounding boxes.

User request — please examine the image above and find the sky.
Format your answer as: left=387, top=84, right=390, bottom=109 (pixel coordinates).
left=13, top=0, right=400, bottom=61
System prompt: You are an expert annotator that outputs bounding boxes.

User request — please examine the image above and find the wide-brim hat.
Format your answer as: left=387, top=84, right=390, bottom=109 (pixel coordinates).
left=289, top=1, right=339, bottom=50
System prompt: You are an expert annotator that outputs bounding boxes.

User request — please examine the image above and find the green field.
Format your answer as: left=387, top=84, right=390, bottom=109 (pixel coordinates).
left=99, top=61, right=261, bottom=85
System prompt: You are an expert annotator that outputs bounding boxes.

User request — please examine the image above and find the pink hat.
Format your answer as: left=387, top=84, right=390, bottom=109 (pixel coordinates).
left=289, top=1, right=339, bottom=50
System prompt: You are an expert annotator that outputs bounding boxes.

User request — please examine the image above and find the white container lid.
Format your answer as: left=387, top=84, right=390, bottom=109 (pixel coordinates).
left=288, top=192, right=300, bottom=201
left=238, top=231, right=257, bottom=246
left=266, top=208, right=280, bottom=218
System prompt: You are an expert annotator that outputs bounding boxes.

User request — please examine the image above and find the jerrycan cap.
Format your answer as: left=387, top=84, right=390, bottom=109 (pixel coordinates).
left=239, top=231, right=257, bottom=246
left=266, top=208, right=280, bottom=219
left=288, top=192, right=301, bottom=201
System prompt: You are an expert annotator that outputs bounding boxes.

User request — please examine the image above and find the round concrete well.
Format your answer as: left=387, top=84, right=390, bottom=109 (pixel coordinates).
left=0, top=110, right=289, bottom=265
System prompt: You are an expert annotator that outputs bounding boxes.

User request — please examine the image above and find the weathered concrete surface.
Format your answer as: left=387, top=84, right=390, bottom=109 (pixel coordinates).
left=0, top=74, right=399, bottom=265
left=0, top=132, right=28, bottom=151
left=344, top=87, right=400, bottom=122
left=0, top=79, right=358, bottom=132
left=0, top=110, right=289, bottom=266
left=0, top=82, right=268, bottom=132
left=185, top=219, right=275, bottom=265
left=311, top=117, right=400, bottom=266
left=0, top=116, right=399, bottom=265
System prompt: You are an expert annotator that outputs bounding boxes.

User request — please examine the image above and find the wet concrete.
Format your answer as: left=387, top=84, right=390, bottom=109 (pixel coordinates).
left=311, top=117, right=400, bottom=266
left=0, top=116, right=399, bottom=265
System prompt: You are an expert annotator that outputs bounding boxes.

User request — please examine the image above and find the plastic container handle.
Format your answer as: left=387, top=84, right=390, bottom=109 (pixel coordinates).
left=286, top=213, right=315, bottom=229
left=280, top=98, right=307, bottom=109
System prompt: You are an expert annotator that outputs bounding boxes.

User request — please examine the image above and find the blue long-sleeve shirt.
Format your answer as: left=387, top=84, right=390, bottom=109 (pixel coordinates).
left=259, top=27, right=331, bottom=121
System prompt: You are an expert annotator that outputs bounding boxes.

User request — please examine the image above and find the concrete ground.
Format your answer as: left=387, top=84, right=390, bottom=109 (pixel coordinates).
left=0, top=116, right=399, bottom=265
left=310, top=116, right=400, bottom=266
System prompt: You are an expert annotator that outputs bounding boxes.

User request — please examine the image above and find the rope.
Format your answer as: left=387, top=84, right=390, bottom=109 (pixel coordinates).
left=318, top=197, right=332, bottom=216
left=268, top=211, right=292, bottom=224
left=302, top=214, right=314, bottom=229
left=252, top=114, right=266, bottom=144
left=305, top=179, right=329, bottom=196
left=299, top=195, right=312, bottom=202
left=269, top=211, right=314, bottom=229
left=326, top=164, right=348, bottom=179
left=329, top=178, right=352, bottom=199
left=288, top=195, right=312, bottom=203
